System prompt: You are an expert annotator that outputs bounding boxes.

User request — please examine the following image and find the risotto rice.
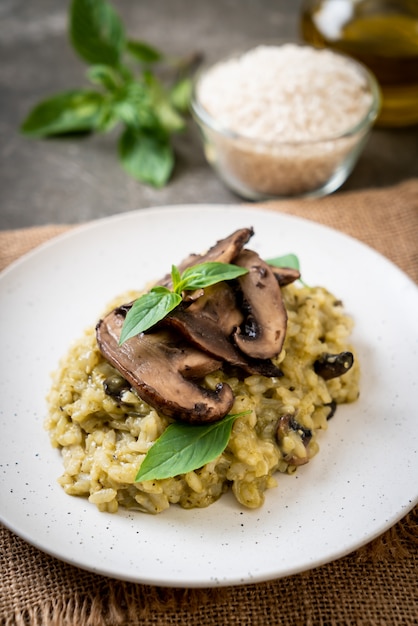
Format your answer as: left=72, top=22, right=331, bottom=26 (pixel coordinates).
left=45, top=282, right=359, bottom=515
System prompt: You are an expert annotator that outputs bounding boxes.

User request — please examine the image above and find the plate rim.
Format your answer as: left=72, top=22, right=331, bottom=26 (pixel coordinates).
left=3, top=203, right=416, bottom=291
left=1, top=203, right=417, bottom=587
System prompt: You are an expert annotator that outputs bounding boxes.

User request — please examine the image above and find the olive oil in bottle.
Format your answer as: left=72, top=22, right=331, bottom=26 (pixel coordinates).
left=300, top=0, right=418, bottom=126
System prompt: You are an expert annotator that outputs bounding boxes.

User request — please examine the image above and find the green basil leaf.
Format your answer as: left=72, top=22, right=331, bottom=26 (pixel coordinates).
left=154, top=97, right=186, bottom=134
left=179, top=262, right=248, bottom=291
left=118, top=127, right=174, bottom=187
left=70, top=0, right=125, bottom=66
left=126, top=39, right=163, bottom=64
left=20, top=90, right=103, bottom=137
left=144, top=72, right=186, bottom=133
left=119, top=288, right=181, bottom=344
left=135, top=412, right=247, bottom=482
left=169, top=77, right=192, bottom=114
left=171, top=265, right=182, bottom=292
left=267, top=254, right=300, bottom=271
left=111, top=81, right=158, bottom=131
left=94, top=100, right=119, bottom=133
left=86, top=64, right=121, bottom=91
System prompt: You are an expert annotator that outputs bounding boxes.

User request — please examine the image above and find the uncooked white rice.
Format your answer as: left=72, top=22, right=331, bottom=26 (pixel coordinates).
left=198, top=44, right=372, bottom=142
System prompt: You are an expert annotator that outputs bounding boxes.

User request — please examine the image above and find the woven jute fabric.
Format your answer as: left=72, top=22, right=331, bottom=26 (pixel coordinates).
left=1, top=179, right=417, bottom=625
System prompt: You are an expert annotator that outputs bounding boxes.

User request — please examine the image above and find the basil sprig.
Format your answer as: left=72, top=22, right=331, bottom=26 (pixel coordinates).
left=20, top=0, right=195, bottom=188
left=267, top=253, right=300, bottom=271
left=135, top=412, right=249, bottom=482
left=119, top=261, right=248, bottom=344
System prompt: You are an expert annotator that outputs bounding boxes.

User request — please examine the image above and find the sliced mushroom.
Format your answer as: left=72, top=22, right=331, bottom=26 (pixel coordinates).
left=96, top=309, right=234, bottom=424
left=233, top=249, right=287, bottom=360
left=276, top=414, right=312, bottom=466
left=314, top=351, right=354, bottom=380
left=164, top=282, right=283, bottom=377
left=157, top=227, right=254, bottom=288
left=185, top=281, right=243, bottom=334
left=269, top=265, right=301, bottom=287
left=163, top=281, right=243, bottom=365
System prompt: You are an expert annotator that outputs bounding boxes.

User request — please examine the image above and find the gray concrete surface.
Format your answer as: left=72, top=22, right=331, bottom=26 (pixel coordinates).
left=1, top=0, right=417, bottom=229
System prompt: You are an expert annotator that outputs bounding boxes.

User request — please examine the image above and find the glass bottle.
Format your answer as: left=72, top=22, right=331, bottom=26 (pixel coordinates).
left=300, top=0, right=418, bottom=126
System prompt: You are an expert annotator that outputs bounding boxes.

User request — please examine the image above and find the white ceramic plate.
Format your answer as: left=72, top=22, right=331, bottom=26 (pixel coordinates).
left=1, top=205, right=417, bottom=588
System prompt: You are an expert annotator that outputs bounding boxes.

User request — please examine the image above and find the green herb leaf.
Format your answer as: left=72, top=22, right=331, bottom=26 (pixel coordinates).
left=70, top=0, right=125, bottom=66
left=20, top=90, right=104, bottom=137
left=135, top=412, right=248, bottom=482
left=118, top=126, right=174, bottom=187
left=86, top=64, right=121, bottom=91
left=95, top=80, right=154, bottom=133
left=144, top=71, right=186, bottom=133
left=111, top=81, right=157, bottom=130
left=126, top=39, right=163, bottom=64
left=180, top=262, right=248, bottom=291
left=20, top=0, right=192, bottom=187
left=169, top=77, right=193, bottom=114
left=119, top=287, right=182, bottom=344
left=94, top=100, right=119, bottom=133
left=170, top=265, right=182, bottom=292
left=267, top=253, right=301, bottom=271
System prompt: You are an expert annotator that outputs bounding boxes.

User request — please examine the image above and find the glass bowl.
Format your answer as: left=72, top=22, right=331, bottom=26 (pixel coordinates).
left=191, top=44, right=381, bottom=200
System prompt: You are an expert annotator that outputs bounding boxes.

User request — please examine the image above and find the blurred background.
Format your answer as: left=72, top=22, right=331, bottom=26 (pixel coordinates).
left=1, top=0, right=417, bottom=229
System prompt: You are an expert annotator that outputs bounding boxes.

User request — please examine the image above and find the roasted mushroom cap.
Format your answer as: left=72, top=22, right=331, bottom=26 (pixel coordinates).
left=157, top=227, right=254, bottom=288
left=233, top=249, right=287, bottom=360
left=96, top=309, right=234, bottom=424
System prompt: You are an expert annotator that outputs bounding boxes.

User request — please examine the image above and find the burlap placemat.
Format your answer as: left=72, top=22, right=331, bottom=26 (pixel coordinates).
left=1, top=180, right=417, bottom=625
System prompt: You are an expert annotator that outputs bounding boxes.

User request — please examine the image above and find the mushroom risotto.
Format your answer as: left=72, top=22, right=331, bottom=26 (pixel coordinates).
left=45, top=228, right=359, bottom=514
